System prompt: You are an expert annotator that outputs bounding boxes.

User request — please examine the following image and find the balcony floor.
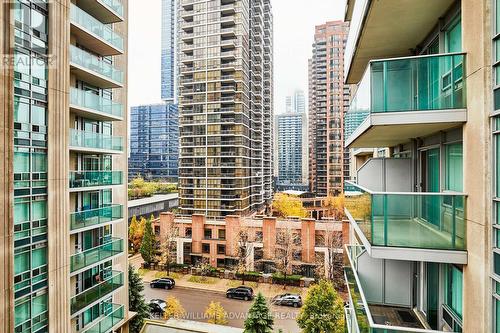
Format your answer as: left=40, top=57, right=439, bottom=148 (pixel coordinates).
left=358, top=217, right=464, bottom=250
left=370, top=305, right=425, bottom=329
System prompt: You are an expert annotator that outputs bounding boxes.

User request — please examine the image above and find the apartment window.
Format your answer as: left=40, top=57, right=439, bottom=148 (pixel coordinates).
left=255, top=231, right=263, bottom=242
left=442, top=264, right=463, bottom=332
left=217, top=244, right=226, bottom=255
left=218, top=229, right=226, bottom=240
left=202, top=243, right=210, bottom=254
left=445, top=264, right=463, bottom=319
left=204, top=228, right=212, bottom=239
left=185, top=227, right=192, bottom=238
left=445, top=143, right=463, bottom=192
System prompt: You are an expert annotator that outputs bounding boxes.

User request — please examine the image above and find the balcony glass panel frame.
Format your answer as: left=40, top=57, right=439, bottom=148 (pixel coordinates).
left=70, top=204, right=123, bottom=231
left=69, top=171, right=123, bottom=189
left=70, top=88, right=123, bottom=119
left=347, top=53, right=466, bottom=141
left=70, top=128, right=124, bottom=152
left=84, top=303, right=124, bottom=333
left=70, top=4, right=124, bottom=51
left=70, top=270, right=124, bottom=315
left=70, top=237, right=124, bottom=272
left=70, top=45, right=124, bottom=84
left=345, top=181, right=466, bottom=251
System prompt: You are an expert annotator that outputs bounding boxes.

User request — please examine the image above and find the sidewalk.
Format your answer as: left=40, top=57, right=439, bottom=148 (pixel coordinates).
left=130, top=254, right=308, bottom=299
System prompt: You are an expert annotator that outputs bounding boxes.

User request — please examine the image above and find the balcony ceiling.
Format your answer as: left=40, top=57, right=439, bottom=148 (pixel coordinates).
left=75, top=0, right=123, bottom=24
left=345, top=0, right=456, bottom=83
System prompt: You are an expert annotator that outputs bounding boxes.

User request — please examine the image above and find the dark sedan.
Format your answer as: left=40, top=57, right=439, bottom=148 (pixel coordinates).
left=226, top=286, right=254, bottom=301
left=150, top=277, right=175, bottom=289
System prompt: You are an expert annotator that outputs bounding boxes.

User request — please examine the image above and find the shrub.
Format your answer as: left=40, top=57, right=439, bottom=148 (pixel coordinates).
left=187, top=275, right=217, bottom=284
left=271, top=273, right=302, bottom=286
left=236, top=271, right=262, bottom=282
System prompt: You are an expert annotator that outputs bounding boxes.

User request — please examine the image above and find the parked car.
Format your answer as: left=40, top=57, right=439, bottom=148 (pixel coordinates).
left=272, top=293, right=302, bottom=308
left=149, top=299, right=166, bottom=317
left=226, top=286, right=254, bottom=301
left=150, top=277, right=175, bottom=289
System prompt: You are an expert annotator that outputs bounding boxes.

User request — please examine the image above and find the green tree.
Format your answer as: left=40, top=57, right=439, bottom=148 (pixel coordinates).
left=244, top=293, right=274, bottom=333
left=205, top=301, right=228, bottom=325
left=128, top=265, right=150, bottom=333
left=297, top=279, right=345, bottom=333
left=140, top=217, right=155, bottom=266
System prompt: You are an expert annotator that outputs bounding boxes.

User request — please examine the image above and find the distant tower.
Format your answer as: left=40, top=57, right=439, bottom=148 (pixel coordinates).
left=162, top=0, right=176, bottom=102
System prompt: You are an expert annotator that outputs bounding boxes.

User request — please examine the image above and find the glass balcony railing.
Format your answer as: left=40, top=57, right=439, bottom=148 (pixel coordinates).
left=71, top=238, right=123, bottom=272
left=71, top=270, right=123, bottom=314
left=347, top=53, right=466, bottom=137
left=70, top=129, right=123, bottom=152
left=344, top=245, right=449, bottom=333
left=86, top=303, right=125, bottom=333
left=70, top=205, right=123, bottom=231
left=69, top=171, right=123, bottom=189
left=70, top=4, right=124, bottom=50
left=100, top=0, right=124, bottom=18
left=70, top=88, right=123, bottom=118
left=70, top=45, right=124, bottom=84
left=345, top=181, right=466, bottom=251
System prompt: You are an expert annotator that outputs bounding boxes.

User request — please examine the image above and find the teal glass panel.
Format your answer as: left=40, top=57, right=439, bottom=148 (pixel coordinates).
left=70, top=128, right=123, bottom=152
left=70, top=45, right=123, bottom=84
left=70, top=204, right=123, bottom=231
left=70, top=271, right=124, bottom=314
left=31, top=200, right=47, bottom=220
left=424, top=148, right=441, bottom=227
left=70, top=88, right=123, bottom=118
left=14, top=202, right=30, bottom=224
left=70, top=4, right=124, bottom=50
left=427, top=263, right=439, bottom=329
left=31, top=247, right=46, bottom=269
left=345, top=182, right=466, bottom=250
left=31, top=104, right=46, bottom=125
left=15, top=301, right=30, bottom=326
left=346, top=53, right=466, bottom=137
left=86, top=304, right=125, bottom=333
left=32, top=152, right=47, bottom=172
left=497, top=133, right=500, bottom=197
left=446, top=19, right=462, bottom=53
left=497, top=298, right=500, bottom=333
left=445, top=143, right=463, bottom=192
left=14, top=98, right=29, bottom=123
left=446, top=264, right=463, bottom=319
left=495, top=252, right=500, bottom=275
left=14, top=52, right=30, bottom=75
left=14, top=252, right=29, bottom=275
left=70, top=238, right=123, bottom=272
left=69, top=171, right=123, bottom=188
left=32, top=293, right=47, bottom=317
left=14, top=152, right=29, bottom=173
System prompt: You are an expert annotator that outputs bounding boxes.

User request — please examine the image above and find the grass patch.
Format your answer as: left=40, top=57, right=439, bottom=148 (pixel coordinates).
left=138, top=268, right=150, bottom=276
left=154, top=271, right=182, bottom=280
left=187, top=275, right=217, bottom=284
left=227, top=280, right=258, bottom=288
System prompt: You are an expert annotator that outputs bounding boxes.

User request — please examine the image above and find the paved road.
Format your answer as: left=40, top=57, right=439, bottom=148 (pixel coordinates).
left=143, top=283, right=301, bottom=333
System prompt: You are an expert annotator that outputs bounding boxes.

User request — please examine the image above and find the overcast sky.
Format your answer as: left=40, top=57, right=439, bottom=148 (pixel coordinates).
left=128, top=0, right=347, bottom=113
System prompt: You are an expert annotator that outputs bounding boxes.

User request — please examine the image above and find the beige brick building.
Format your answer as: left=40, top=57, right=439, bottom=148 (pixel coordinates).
left=1, top=1, right=130, bottom=332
